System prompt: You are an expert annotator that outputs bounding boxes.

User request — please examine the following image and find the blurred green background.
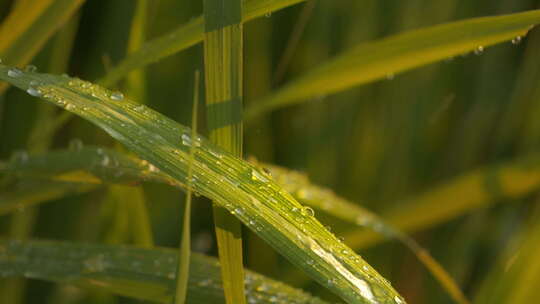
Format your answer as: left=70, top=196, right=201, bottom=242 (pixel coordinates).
left=2, top=0, right=540, bottom=303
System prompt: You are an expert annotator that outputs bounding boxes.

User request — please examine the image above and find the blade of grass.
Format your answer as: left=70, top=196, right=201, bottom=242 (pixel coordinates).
left=203, top=1, right=246, bottom=303
left=0, top=0, right=84, bottom=94
left=344, top=155, right=540, bottom=250
left=0, top=65, right=406, bottom=304
left=263, top=163, right=469, bottom=304
left=125, top=0, right=150, bottom=103
left=245, top=9, right=540, bottom=119
left=98, top=0, right=308, bottom=87
left=0, top=147, right=181, bottom=188
left=0, top=239, right=331, bottom=304
left=175, top=71, right=200, bottom=304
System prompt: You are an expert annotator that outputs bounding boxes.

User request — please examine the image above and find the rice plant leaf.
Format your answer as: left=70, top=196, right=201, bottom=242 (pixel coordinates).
left=344, top=154, right=540, bottom=250
left=203, top=0, right=246, bottom=303
left=0, top=239, right=330, bottom=304
left=0, top=146, right=180, bottom=188
left=0, top=65, right=406, bottom=304
left=262, top=163, right=469, bottom=304
left=0, top=0, right=85, bottom=94
left=99, top=0, right=307, bottom=87
left=245, top=10, right=540, bottom=118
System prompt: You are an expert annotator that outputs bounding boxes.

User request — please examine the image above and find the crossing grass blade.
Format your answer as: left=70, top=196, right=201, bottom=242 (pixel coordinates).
left=0, top=65, right=405, bottom=304
left=0, top=0, right=85, bottom=94
left=245, top=9, right=540, bottom=119
left=174, top=71, right=200, bottom=304
left=203, top=0, right=246, bottom=303
left=98, top=0, right=307, bottom=87
left=0, top=239, right=330, bottom=304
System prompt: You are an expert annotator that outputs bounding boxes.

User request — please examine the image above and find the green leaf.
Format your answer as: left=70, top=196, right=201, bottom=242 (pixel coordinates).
left=0, top=239, right=330, bottom=304
left=0, top=65, right=405, bottom=304
left=0, top=0, right=85, bottom=94
left=245, top=10, right=540, bottom=118
left=203, top=0, right=246, bottom=303
left=98, top=0, right=307, bottom=87
left=344, top=154, right=540, bottom=250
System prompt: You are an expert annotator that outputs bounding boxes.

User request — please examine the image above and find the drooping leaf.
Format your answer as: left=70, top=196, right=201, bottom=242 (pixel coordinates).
left=245, top=10, right=540, bottom=118
left=0, top=65, right=405, bottom=304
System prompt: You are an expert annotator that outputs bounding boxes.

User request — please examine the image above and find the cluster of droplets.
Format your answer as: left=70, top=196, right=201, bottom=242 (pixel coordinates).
left=181, top=133, right=201, bottom=147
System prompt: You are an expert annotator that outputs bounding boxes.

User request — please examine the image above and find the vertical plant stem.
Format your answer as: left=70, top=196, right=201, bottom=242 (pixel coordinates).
left=175, top=71, right=200, bottom=304
left=126, top=0, right=149, bottom=102
left=203, top=1, right=246, bottom=303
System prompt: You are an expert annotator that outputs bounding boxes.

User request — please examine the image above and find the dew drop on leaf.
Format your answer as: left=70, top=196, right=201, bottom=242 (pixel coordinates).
left=7, top=68, right=22, bottom=78
left=512, top=36, right=522, bottom=45
left=474, top=46, right=484, bottom=55
left=110, top=91, right=124, bottom=100
left=26, top=87, right=41, bottom=97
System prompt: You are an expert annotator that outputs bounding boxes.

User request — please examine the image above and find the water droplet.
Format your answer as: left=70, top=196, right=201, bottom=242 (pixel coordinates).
left=24, top=65, right=37, bottom=72
left=251, top=169, right=268, bottom=182
left=265, top=12, right=272, bottom=18
left=69, top=138, right=84, bottom=151
left=386, top=73, right=395, bottom=80
left=301, top=206, right=315, bottom=217
left=512, top=36, right=522, bottom=45
left=181, top=133, right=201, bottom=147
left=110, top=91, right=124, bottom=100
left=7, top=68, right=22, bottom=78
left=26, top=87, right=41, bottom=97
left=474, top=46, right=484, bottom=55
